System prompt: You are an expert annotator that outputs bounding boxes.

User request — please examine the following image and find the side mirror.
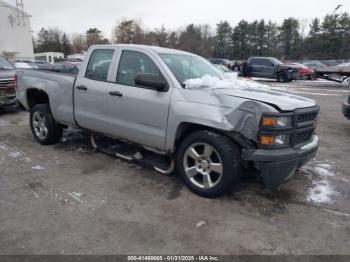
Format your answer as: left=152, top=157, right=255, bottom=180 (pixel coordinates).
left=134, top=74, right=168, bottom=92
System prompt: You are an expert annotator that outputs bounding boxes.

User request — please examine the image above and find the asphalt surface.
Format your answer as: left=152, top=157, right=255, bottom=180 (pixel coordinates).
left=0, top=80, right=349, bottom=255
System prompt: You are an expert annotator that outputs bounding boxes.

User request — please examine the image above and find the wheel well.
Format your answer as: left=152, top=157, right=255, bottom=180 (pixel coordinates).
left=27, top=89, right=50, bottom=109
left=175, top=123, right=229, bottom=150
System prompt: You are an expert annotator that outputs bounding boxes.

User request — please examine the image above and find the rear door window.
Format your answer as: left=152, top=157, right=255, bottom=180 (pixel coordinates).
left=85, top=49, right=115, bottom=81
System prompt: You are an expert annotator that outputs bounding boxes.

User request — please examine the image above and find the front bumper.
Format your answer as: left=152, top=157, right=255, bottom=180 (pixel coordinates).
left=343, top=98, right=350, bottom=119
left=242, top=135, right=319, bottom=189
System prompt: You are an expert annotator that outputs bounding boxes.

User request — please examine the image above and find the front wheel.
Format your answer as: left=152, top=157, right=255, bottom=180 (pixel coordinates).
left=276, top=72, right=289, bottom=82
left=30, top=104, right=63, bottom=145
left=176, top=131, right=242, bottom=198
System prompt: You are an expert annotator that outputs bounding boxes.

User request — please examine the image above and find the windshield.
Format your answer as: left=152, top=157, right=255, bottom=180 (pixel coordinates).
left=0, top=57, right=15, bottom=70
left=160, top=53, right=222, bottom=85
left=271, top=58, right=283, bottom=65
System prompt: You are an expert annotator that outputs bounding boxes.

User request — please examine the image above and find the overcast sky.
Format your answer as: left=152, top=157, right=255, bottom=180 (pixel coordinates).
left=3, top=0, right=349, bottom=37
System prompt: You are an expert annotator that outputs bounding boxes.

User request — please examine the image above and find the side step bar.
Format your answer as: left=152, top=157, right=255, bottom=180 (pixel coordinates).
left=90, top=134, right=175, bottom=175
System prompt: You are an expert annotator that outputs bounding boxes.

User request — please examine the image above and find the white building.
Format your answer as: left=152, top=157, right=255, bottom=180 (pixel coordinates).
left=0, top=0, right=34, bottom=60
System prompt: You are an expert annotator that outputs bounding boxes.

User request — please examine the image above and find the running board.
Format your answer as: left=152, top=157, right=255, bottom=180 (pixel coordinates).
left=90, top=134, right=175, bottom=175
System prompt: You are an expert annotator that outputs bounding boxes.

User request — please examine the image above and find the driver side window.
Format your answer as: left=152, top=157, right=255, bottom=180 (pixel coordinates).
left=116, top=50, right=162, bottom=87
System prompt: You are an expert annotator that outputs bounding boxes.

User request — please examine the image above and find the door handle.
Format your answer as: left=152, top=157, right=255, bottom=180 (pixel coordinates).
left=76, top=85, right=88, bottom=91
left=109, top=91, right=123, bottom=97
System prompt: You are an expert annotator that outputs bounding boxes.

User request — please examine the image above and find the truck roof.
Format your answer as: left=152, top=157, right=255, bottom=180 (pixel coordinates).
left=89, top=44, right=193, bottom=56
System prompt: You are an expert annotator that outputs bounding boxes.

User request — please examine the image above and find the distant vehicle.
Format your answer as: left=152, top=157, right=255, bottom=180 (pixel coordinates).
left=243, top=57, right=299, bottom=82
left=34, top=52, right=64, bottom=64
left=213, top=64, right=232, bottom=73
left=51, top=61, right=81, bottom=75
left=301, top=61, right=327, bottom=70
left=337, top=62, right=350, bottom=67
left=13, top=62, right=39, bottom=69
left=210, top=58, right=232, bottom=66
left=14, top=60, right=51, bottom=70
left=17, top=44, right=320, bottom=198
left=33, top=60, right=52, bottom=69
left=285, top=63, right=315, bottom=80
left=0, top=56, right=16, bottom=109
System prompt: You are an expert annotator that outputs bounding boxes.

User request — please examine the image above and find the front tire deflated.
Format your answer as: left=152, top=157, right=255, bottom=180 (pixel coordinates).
left=176, top=130, right=242, bottom=198
left=30, top=104, right=63, bottom=145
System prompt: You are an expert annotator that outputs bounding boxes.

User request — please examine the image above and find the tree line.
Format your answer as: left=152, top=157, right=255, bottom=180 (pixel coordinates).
left=33, top=12, right=350, bottom=60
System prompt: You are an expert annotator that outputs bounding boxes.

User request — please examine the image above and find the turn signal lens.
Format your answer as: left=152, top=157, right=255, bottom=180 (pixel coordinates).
left=263, top=117, right=277, bottom=127
left=261, top=135, right=275, bottom=145
left=260, top=134, right=290, bottom=146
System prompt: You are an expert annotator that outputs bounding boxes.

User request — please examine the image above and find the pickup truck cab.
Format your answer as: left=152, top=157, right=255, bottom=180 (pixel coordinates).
left=244, top=57, right=299, bottom=82
left=17, top=45, right=320, bottom=198
left=0, top=56, right=17, bottom=109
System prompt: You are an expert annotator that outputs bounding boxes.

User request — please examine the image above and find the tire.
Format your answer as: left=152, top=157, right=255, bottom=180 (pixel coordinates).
left=176, top=130, right=242, bottom=198
left=276, top=72, right=289, bottom=82
left=30, top=104, right=63, bottom=145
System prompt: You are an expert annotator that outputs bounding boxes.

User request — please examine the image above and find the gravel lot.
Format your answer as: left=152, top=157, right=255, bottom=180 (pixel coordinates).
left=0, top=80, right=349, bottom=255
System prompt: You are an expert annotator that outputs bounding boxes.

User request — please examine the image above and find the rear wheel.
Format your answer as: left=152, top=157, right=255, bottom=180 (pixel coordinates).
left=30, top=104, right=63, bottom=145
left=176, top=130, right=242, bottom=198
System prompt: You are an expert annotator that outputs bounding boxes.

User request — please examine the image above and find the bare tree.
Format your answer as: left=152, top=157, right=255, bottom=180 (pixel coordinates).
left=71, top=33, right=87, bottom=53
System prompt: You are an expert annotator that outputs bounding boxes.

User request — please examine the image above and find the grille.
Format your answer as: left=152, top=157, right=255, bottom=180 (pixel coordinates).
left=295, top=129, right=314, bottom=145
left=297, top=112, right=318, bottom=124
left=0, top=79, right=15, bottom=98
left=0, top=79, right=15, bottom=89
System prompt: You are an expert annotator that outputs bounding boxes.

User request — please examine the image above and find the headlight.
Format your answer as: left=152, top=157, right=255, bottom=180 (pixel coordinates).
left=260, top=134, right=290, bottom=146
left=262, top=116, right=292, bottom=128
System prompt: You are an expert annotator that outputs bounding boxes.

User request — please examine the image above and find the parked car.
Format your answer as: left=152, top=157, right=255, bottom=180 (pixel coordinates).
left=337, top=62, right=350, bottom=67
left=0, top=56, right=17, bottom=109
left=213, top=64, right=232, bottom=74
left=301, top=61, right=327, bottom=70
left=51, top=62, right=81, bottom=75
left=243, top=57, right=299, bottom=82
left=285, top=63, right=315, bottom=80
left=13, top=61, right=39, bottom=69
left=15, top=59, right=51, bottom=70
left=209, top=58, right=232, bottom=66
left=33, top=60, right=52, bottom=69
left=17, top=44, right=320, bottom=198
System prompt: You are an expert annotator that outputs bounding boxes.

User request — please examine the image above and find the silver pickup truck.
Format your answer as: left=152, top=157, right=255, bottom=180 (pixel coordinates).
left=17, top=44, right=320, bottom=198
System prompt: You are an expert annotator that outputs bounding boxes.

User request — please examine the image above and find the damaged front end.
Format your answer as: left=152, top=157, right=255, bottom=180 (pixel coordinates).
left=242, top=106, right=320, bottom=189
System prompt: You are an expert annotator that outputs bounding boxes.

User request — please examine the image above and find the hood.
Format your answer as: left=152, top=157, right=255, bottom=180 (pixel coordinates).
left=185, top=74, right=316, bottom=111
left=213, top=86, right=316, bottom=111
left=0, top=69, right=16, bottom=80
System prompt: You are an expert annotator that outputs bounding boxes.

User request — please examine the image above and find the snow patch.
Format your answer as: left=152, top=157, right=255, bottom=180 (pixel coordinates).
left=196, top=221, right=207, bottom=228
left=0, top=142, right=31, bottom=162
left=304, top=161, right=339, bottom=204
left=32, top=165, right=45, bottom=170
left=314, top=167, right=334, bottom=177
left=67, top=192, right=83, bottom=203
left=184, top=74, right=270, bottom=90
left=307, top=180, right=336, bottom=204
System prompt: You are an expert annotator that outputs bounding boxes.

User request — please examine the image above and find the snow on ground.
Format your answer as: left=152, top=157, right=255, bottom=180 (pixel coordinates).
left=31, top=165, right=45, bottom=170
left=0, top=142, right=31, bottom=163
left=301, top=161, right=340, bottom=204
left=67, top=192, right=83, bottom=203
left=307, top=180, right=336, bottom=204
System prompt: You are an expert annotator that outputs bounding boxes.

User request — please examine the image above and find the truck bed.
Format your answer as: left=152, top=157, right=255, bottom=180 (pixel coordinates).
left=17, top=69, right=76, bottom=126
